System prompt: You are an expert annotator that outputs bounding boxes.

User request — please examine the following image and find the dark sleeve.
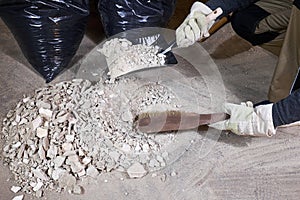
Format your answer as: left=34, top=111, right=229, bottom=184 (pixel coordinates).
left=272, top=89, right=300, bottom=127
left=206, top=0, right=259, bottom=18
left=295, top=0, right=300, bottom=10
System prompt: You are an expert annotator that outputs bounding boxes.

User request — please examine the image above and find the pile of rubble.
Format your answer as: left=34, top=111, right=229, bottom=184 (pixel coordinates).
left=2, top=78, right=179, bottom=197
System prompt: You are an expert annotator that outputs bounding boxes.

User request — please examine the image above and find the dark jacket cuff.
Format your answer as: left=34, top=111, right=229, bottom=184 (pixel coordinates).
left=272, top=89, right=300, bottom=127
left=294, top=0, right=300, bottom=10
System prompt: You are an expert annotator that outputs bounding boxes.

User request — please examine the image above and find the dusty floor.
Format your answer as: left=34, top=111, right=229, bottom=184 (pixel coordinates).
left=1, top=1, right=300, bottom=200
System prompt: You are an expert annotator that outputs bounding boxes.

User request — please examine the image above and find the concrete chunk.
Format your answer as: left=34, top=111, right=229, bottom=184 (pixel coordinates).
left=62, top=143, right=73, bottom=152
left=31, top=116, right=43, bottom=130
left=12, top=195, right=24, bottom=200
left=58, top=173, right=76, bottom=188
left=36, top=127, right=48, bottom=138
left=39, top=107, right=53, bottom=120
left=10, top=186, right=22, bottom=193
left=32, top=169, right=49, bottom=181
left=127, top=162, right=147, bottom=178
left=33, top=181, right=43, bottom=192
left=72, top=185, right=84, bottom=195
left=86, top=165, right=99, bottom=178
left=53, top=156, right=65, bottom=168
left=52, top=168, right=66, bottom=181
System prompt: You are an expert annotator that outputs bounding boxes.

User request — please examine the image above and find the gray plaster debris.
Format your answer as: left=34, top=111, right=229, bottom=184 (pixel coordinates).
left=12, top=195, right=24, bottom=200
left=53, top=156, right=66, bottom=168
left=35, top=190, right=43, bottom=198
left=72, top=185, right=84, bottom=195
left=52, top=168, right=66, bottom=181
left=36, top=127, right=48, bottom=138
left=10, top=186, right=22, bottom=193
left=32, top=169, right=49, bottom=181
left=127, top=162, right=148, bottom=178
left=38, top=107, right=53, bottom=120
left=86, top=165, right=99, bottom=178
left=2, top=77, right=179, bottom=197
left=98, top=38, right=166, bottom=80
left=58, top=173, right=76, bottom=188
left=160, top=174, right=167, bottom=182
left=170, top=171, right=177, bottom=177
left=32, top=181, right=43, bottom=192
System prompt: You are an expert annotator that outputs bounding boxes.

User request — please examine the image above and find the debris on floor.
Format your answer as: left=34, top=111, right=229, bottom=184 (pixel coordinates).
left=126, top=162, right=148, bottom=178
left=10, top=185, right=22, bottom=193
left=2, top=77, right=180, bottom=197
left=170, top=170, right=177, bottom=177
left=12, top=195, right=24, bottom=200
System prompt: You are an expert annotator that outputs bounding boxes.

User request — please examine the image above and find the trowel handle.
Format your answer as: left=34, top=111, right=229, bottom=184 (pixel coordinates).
left=206, top=7, right=223, bottom=21
left=200, top=8, right=229, bottom=42
left=208, top=16, right=229, bottom=35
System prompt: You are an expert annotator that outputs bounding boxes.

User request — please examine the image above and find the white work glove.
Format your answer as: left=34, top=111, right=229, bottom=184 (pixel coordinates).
left=176, top=2, right=222, bottom=47
left=209, top=102, right=276, bottom=137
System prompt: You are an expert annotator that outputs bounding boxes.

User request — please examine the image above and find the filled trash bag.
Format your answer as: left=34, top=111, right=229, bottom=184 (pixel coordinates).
left=0, top=0, right=89, bottom=82
left=98, top=0, right=176, bottom=37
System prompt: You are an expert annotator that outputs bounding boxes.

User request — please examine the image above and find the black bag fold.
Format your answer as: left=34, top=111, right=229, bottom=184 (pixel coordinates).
left=0, top=0, right=89, bottom=82
left=98, top=0, right=176, bottom=37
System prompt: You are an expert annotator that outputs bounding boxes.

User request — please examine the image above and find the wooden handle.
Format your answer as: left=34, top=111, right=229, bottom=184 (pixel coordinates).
left=136, top=111, right=229, bottom=133
left=200, top=16, right=229, bottom=42
left=198, top=113, right=230, bottom=125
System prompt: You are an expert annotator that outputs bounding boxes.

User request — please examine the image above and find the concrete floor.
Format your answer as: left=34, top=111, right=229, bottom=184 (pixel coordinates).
left=1, top=1, right=300, bottom=199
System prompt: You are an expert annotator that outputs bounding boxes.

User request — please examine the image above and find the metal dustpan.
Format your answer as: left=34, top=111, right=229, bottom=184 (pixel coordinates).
left=158, top=40, right=178, bottom=65
left=99, top=29, right=178, bottom=80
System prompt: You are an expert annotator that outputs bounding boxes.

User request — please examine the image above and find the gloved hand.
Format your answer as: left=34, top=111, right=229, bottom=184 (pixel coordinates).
left=176, top=2, right=222, bottom=47
left=209, top=102, right=276, bottom=137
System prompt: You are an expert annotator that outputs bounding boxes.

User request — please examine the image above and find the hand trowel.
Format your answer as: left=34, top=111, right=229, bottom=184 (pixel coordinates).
left=134, top=111, right=229, bottom=133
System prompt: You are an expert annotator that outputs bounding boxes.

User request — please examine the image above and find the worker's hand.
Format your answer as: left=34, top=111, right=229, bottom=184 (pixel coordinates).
left=176, top=2, right=222, bottom=47
left=209, top=102, right=276, bottom=137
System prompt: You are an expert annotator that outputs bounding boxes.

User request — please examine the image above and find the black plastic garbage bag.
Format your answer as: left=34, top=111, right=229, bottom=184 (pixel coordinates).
left=98, top=0, right=176, bottom=37
left=0, top=0, right=89, bottom=82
